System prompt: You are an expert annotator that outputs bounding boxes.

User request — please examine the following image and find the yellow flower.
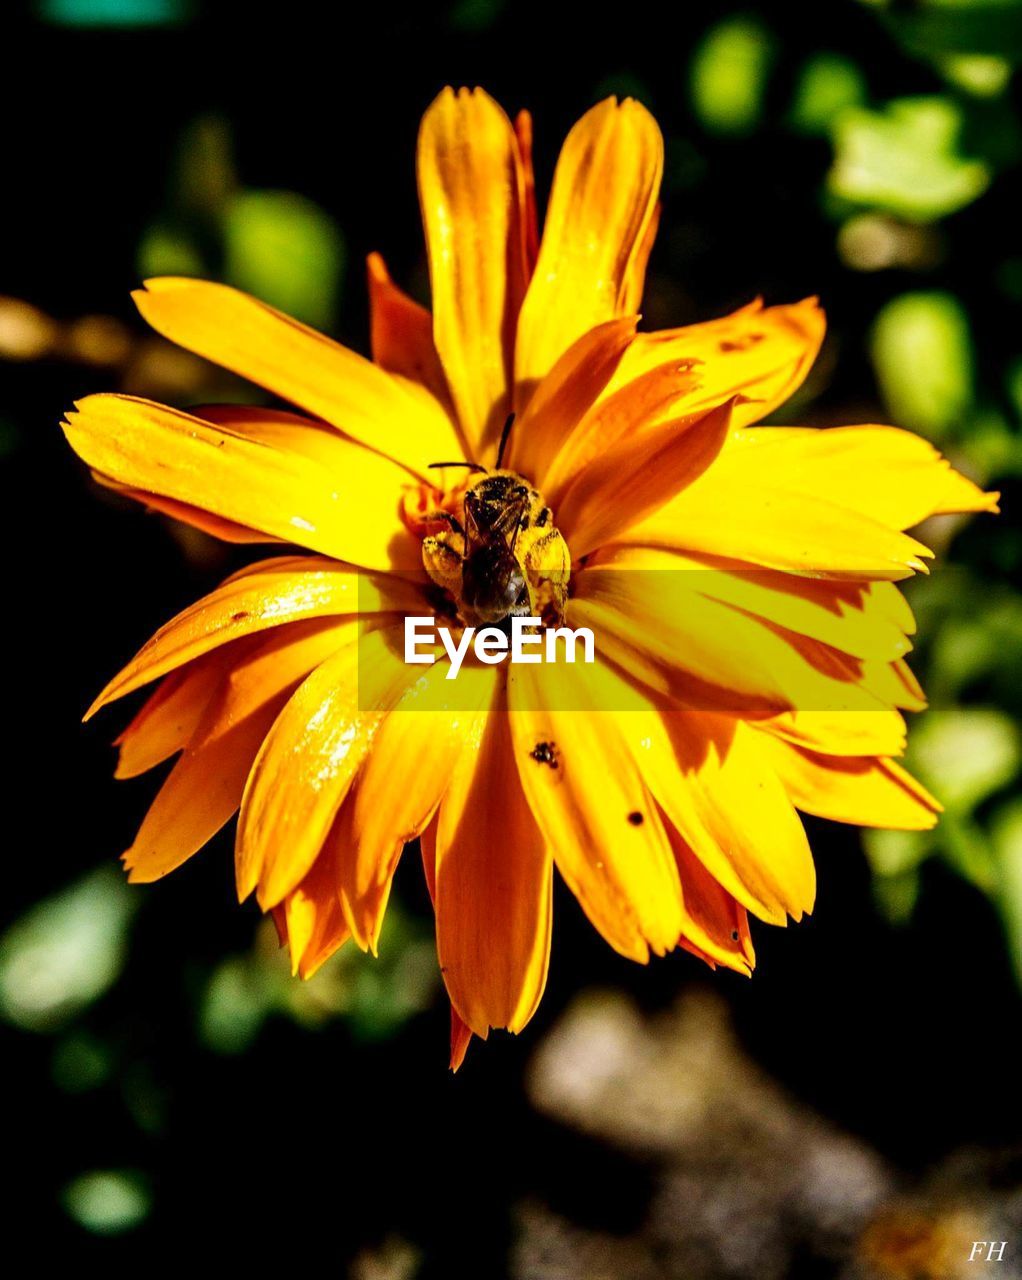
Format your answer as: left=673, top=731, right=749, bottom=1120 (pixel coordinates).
left=62, top=88, right=997, bottom=1068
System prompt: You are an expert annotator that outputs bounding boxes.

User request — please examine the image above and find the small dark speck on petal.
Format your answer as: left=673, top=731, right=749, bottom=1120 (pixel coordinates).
left=231, top=611, right=250, bottom=622
left=627, top=811, right=644, bottom=826
left=530, top=741, right=559, bottom=769
left=731, top=930, right=739, bottom=941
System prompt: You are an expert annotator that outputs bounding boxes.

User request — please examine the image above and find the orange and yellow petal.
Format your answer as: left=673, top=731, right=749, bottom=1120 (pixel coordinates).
left=571, top=567, right=892, bottom=719
left=114, top=654, right=225, bottom=779
left=417, top=86, right=529, bottom=460
left=541, top=355, right=701, bottom=506
left=366, top=252, right=453, bottom=413
left=430, top=682, right=553, bottom=1038
left=505, top=316, right=637, bottom=483
left=87, top=556, right=419, bottom=716
left=666, top=824, right=756, bottom=973
left=621, top=473, right=933, bottom=580
left=753, top=731, right=941, bottom=830
left=449, top=1003, right=474, bottom=1072
left=514, top=109, right=539, bottom=273
left=556, top=397, right=736, bottom=557
left=236, top=625, right=416, bottom=909
left=281, top=843, right=352, bottom=979
left=133, top=277, right=461, bottom=474
left=514, top=97, right=663, bottom=394
left=592, top=546, right=912, bottom=664
left=757, top=708, right=908, bottom=759
left=339, top=661, right=495, bottom=953
left=123, top=683, right=290, bottom=884
left=63, top=396, right=428, bottom=573
left=508, top=658, right=684, bottom=961
left=624, top=711, right=816, bottom=925
left=607, top=297, right=826, bottom=428
left=716, top=425, right=999, bottom=529
left=93, top=472, right=279, bottom=545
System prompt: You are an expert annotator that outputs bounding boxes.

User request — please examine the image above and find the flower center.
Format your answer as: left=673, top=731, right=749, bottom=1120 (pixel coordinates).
left=407, top=469, right=570, bottom=629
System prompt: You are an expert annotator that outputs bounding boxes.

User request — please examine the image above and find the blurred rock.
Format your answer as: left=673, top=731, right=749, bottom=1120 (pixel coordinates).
left=350, top=1237, right=421, bottom=1280
left=0, top=296, right=59, bottom=360
left=521, top=990, right=1020, bottom=1279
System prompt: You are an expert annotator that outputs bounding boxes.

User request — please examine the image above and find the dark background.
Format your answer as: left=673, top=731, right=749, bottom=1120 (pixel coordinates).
left=2, top=1, right=1021, bottom=1273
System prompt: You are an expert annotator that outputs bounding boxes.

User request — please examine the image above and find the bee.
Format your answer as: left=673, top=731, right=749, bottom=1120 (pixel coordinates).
left=422, top=418, right=569, bottom=627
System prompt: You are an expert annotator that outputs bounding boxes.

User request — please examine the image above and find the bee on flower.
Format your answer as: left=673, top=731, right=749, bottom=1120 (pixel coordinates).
left=62, top=88, right=997, bottom=1068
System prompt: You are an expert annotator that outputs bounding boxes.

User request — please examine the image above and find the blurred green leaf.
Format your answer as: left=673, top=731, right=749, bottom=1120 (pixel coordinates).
left=199, top=954, right=270, bottom=1055
left=868, top=0, right=1022, bottom=63
left=873, top=867, right=924, bottom=924
left=449, top=0, right=505, bottom=30
left=910, top=707, right=1019, bottom=811
left=790, top=53, right=867, bottom=135
left=0, top=415, right=21, bottom=458
left=0, top=867, right=135, bottom=1032
left=174, top=115, right=236, bottom=221
left=829, top=98, right=990, bottom=221
left=864, top=828, right=930, bottom=922
left=939, top=52, right=1013, bottom=95
left=224, top=190, right=344, bottom=330
left=63, top=1171, right=151, bottom=1235
left=929, top=593, right=1022, bottom=698
left=938, top=812, right=1000, bottom=890
left=991, top=799, right=1022, bottom=982
left=37, top=0, right=191, bottom=25
left=865, top=827, right=933, bottom=879
left=137, top=224, right=206, bottom=279
left=200, top=904, right=438, bottom=1054
left=870, top=291, right=974, bottom=438
left=52, top=1032, right=113, bottom=1094
left=1007, top=356, right=1022, bottom=422
left=690, top=15, right=776, bottom=136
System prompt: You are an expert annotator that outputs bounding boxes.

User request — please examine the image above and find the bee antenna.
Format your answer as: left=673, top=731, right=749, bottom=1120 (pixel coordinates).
left=496, top=412, right=516, bottom=468
left=427, top=460, right=488, bottom=472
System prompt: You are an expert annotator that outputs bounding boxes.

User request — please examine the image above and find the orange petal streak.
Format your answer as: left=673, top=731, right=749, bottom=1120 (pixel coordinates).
left=123, top=685, right=290, bottom=884
left=236, top=625, right=417, bottom=909
left=607, top=298, right=826, bottom=427
left=87, top=557, right=419, bottom=718
left=341, top=662, right=495, bottom=953
left=505, top=316, right=638, bottom=481
left=716, top=425, right=1000, bottom=530
left=556, top=398, right=736, bottom=558
left=508, top=659, right=684, bottom=962
left=515, top=97, right=663, bottom=393
left=133, top=277, right=461, bottom=474
left=434, top=682, right=553, bottom=1038
left=417, top=87, right=529, bottom=460
left=753, top=732, right=941, bottom=830
left=366, top=252, right=453, bottom=411
left=63, top=397, right=427, bottom=574
left=114, top=655, right=226, bottom=779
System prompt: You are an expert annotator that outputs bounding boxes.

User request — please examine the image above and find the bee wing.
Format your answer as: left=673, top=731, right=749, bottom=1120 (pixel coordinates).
left=493, top=492, right=531, bottom=550
left=462, top=490, right=484, bottom=555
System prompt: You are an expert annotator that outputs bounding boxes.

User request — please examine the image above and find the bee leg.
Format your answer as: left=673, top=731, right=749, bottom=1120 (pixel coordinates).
left=422, top=533, right=464, bottom=596
left=509, top=594, right=535, bottom=619
left=523, top=529, right=570, bottom=620
left=424, top=511, right=465, bottom=537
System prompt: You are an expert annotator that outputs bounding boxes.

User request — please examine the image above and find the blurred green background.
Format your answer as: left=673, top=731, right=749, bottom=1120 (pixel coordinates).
left=2, top=0, right=1021, bottom=1273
